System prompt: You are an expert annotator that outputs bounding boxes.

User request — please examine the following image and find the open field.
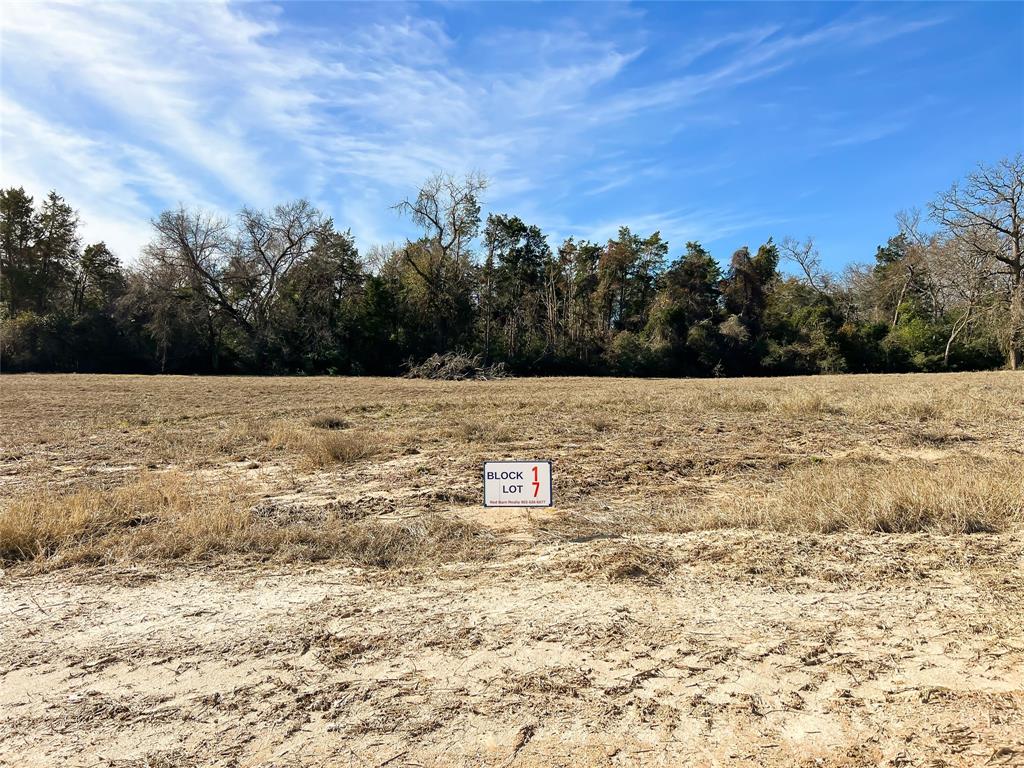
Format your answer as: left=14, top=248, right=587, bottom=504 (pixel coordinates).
left=1, top=372, right=1023, bottom=767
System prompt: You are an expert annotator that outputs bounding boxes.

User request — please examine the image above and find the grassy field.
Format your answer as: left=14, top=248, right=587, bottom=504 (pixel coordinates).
left=1, top=372, right=1022, bottom=767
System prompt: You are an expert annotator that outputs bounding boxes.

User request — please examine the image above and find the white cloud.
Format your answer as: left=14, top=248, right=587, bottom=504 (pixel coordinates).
left=1, top=97, right=163, bottom=258
left=545, top=208, right=788, bottom=256
left=0, top=2, right=945, bottom=260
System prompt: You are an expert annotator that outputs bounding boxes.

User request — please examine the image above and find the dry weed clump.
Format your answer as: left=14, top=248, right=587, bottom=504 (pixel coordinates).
left=0, top=484, right=130, bottom=562
left=249, top=420, right=385, bottom=467
left=776, top=390, right=845, bottom=416
left=309, top=415, right=350, bottom=430
left=585, top=414, right=615, bottom=433
left=304, top=431, right=384, bottom=467
left=147, top=425, right=218, bottom=465
left=457, top=418, right=513, bottom=444
left=700, top=391, right=770, bottom=413
left=561, top=541, right=677, bottom=584
left=336, top=515, right=492, bottom=568
left=0, top=473, right=493, bottom=570
left=845, top=393, right=948, bottom=423
left=896, top=425, right=976, bottom=448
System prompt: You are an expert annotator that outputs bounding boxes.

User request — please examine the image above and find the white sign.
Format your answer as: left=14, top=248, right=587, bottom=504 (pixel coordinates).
left=483, top=461, right=553, bottom=508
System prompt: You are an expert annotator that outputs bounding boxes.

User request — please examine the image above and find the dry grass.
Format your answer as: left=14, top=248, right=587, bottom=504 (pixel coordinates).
left=2, top=373, right=1023, bottom=768
left=585, top=414, right=615, bottom=432
left=456, top=417, right=514, bottom=443
left=0, top=371, right=1021, bottom=571
left=775, top=390, right=844, bottom=416
left=0, top=471, right=492, bottom=570
left=336, top=514, right=493, bottom=568
left=554, top=457, right=1024, bottom=538
left=724, top=457, right=1024, bottom=534
left=0, top=472, right=250, bottom=565
left=304, top=430, right=384, bottom=467
left=699, top=391, right=770, bottom=413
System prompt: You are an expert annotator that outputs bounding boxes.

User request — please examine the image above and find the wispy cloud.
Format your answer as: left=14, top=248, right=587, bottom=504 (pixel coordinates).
left=0, top=2, right=949, bottom=261
left=588, top=14, right=946, bottom=125
left=826, top=121, right=909, bottom=149
left=551, top=208, right=790, bottom=254
left=0, top=96, right=199, bottom=257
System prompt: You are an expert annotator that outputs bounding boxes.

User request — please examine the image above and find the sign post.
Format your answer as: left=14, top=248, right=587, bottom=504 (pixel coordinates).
left=483, top=461, right=552, bottom=507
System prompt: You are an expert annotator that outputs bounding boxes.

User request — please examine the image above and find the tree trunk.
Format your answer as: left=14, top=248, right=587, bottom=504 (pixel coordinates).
left=1010, top=267, right=1023, bottom=371
left=891, top=276, right=910, bottom=329
left=943, top=308, right=972, bottom=367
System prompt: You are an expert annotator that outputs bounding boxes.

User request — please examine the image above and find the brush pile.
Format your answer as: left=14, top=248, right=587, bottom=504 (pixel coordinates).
left=404, top=352, right=509, bottom=380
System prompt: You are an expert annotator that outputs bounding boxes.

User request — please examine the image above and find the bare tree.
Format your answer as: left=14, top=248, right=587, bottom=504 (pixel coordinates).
left=232, top=200, right=326, bottom=336
left=894, top=209, right=946, bottom=324
left=923, top=234, right=998, bottom=366
left=393, top=172, right=487, bottom=285
left=930, top=155, right=1024, bottom=369
left=835, top=262, right=876, bottom=321
left=780, top=236, right=831, bottom=294
left=147, top=201, right=326, bottom=347
left=147, top=207, right=244, bottom=331
left=364, top=242, right=401, bottom=275
left=393, top=172, right=488, bottom=349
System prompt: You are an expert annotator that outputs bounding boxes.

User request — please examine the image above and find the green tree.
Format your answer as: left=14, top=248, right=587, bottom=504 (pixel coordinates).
left=0, top=187, right=38, bottom=314
left=596, top=227, right=668, bottom=334
left=0, top=188, right=80, bottom=315
left=483, top=213, right=550, bottom=365
left=646, top=241, right=724, bottom=373
left=557, top=238, right=603, bottom=367
left=272, top=228, right=366, bottom=373
left=720, top=240, right=779, bottom=372
left=762, top=279, right=847, bottom=374
left=32, top=191, right=81, bottom=313
left=72, top=242, right=125, bottom=315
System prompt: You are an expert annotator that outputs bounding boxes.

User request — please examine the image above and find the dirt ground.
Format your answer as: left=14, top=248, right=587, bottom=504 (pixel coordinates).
left=1, top=372, right=1022, bottom=767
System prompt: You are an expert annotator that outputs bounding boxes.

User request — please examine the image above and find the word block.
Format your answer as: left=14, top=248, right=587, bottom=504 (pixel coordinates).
left=483, top=461, right=552, bottom=507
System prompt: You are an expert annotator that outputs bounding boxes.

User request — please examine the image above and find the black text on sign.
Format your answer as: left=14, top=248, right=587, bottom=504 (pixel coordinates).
left=482, top=461, right=552, bottom=507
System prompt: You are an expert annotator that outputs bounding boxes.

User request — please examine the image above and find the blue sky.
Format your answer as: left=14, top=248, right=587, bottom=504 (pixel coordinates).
left=2, top=2, right=1021, bottom=271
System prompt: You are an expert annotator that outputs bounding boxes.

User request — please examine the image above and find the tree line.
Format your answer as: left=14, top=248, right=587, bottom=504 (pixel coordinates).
left=2, top=156, right=1021, bottom=376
